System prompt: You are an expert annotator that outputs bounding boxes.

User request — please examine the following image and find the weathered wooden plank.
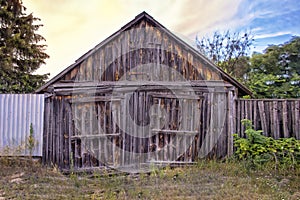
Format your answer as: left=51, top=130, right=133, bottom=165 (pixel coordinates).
left=258, top=101, right=268, bottom=135
left=249, top=100, right=253, bottom=122
left=273, top=101, right=280, bottom=139
left=54, top=98, right=59, bottom=166
left=240, top=100, right=245, bottom=137
left=67, top=102, right=72, bottom=169
left=236, top=98, right=241, bottom=136
left=245, top=100, right=248, bottom=121
left=253, top=100, right=258, bottom=129
left=269, top=101, right=274, bottom=138
left=227, top=91, right=234, bottom=156
left=59, top=99, right=65, bottom=168
left=44, top=98, right=51, bottom=165
left=295, top=101, right=300, bottom=139
left=282, top=100, right=289, bottom=138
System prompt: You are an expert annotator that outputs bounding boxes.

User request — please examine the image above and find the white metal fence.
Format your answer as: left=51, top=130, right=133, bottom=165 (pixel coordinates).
left=0, top=94, right=44, bottom=156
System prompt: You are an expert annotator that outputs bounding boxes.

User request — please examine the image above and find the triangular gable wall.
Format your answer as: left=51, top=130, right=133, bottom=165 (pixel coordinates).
left=37, top=12, right=251, bottom=96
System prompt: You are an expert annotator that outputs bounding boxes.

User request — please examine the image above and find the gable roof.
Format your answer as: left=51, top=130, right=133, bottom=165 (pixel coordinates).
left=36, top=11, right=252, bottom=96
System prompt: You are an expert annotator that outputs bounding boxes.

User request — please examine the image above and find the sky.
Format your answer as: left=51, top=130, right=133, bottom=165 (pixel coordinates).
left=22, top=0, right=300, bottom=79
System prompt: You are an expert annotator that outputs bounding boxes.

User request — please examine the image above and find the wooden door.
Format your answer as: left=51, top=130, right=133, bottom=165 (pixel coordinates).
left=70, top=91, right=202, bottom=171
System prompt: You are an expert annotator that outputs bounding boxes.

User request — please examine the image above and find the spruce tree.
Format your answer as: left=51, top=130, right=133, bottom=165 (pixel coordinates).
left=0, top=0, right=49, bottom=93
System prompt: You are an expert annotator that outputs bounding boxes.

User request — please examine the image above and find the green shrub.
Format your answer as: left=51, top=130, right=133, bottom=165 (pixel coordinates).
left=233, top=119, right=300, bottom=169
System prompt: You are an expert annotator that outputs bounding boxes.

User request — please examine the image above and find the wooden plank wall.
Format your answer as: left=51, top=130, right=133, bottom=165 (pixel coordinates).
left=61, top=19, right=222, bottom=83
left=43, top=96, right=73, bottom=168
left=43, top=88, right=234, bottom=171
left=235, top=99, right=300, bottom=139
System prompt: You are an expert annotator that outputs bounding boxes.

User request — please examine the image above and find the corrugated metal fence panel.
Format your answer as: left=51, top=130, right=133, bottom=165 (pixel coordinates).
left=0, top=94, right=44, bottom=156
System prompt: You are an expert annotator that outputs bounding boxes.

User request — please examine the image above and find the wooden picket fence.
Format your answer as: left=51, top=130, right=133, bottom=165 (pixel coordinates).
left=235, top=99, right=300, bottom=140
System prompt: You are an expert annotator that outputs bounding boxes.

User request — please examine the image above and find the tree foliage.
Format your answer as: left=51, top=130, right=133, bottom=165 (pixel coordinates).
left=197, top=30, right=300, bottom=98
left=245, top=37, right=300, bottom=98
left=196, top=30, right=253, bottom=79
left=234, top=119, right=300, bottom=169
left=0, top=0, right=49, bottom=93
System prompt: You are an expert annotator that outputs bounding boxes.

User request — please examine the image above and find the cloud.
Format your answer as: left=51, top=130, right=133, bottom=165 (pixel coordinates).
left=254, top=32, right=292, bottom=39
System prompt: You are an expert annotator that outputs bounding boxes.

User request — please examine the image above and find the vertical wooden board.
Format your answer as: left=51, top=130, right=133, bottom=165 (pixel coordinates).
left=48, top=98, right=53, bottom=165
left=105, top=45, right=113, bottom=81
left=96, top=103, right=102, bottom=163
left=200, top=93, right=210, bottom=157
left=258, top=101, right=267, bottom=136
left=154, top=27, right=162, bottom=45
left=160, top=35, right=167, bottom=68
left=265, top=102, right=270, bottom=136
left=116, top=37, right=123, bottom=80
left=85, top=56, right=93, bottom=81
left=75, top=64, right=82, bottom=81
left=82, top=60, right=88, bottom=81
left=120, top=96, right=126, bottom=165
left=241, top=100, right=245, bottom=137
left=231, top=95, right=237, bottom=136
left=43, top=98, right=49, bottom=164
left=55, top=98, right=60, bottom=167
left=89, top=104, right=95, bottom=159
left=236, top=99, right=241, bottom=136
left=183, top=99, right=190, bottom=161
left=269, top=101, right=274, bottom=138
left=49, top=97, right=56, bottom=163
left=245, top=100, right=249, bottom=121
left=181, top=49, right=188, bottom=79
left=187, top=52, right=193, bottom=80
left=108, top=101, right=113, bottom=165
left=60, top=99, right=65, bottom=168
left=99, top=49, right=105, bottom=81
left=168, top=46, right=175, bottom=81
left=43, top=98, right=50, bottom=165
left=295, top=101, right=300, bottom=139
left=51, top=98, right=56, bottom=165
left=112, top=42, right=117, bottom=81
left=170, top=98, right=176, bottom=159
left=197, top=60, right=205, bottom=80
left=67, top=102, right=73, bottom=169
left=102, top=102, right=107, bottom=164
left=253, top=100, right=258, bottom=129
left=227, top=91, right=234, bottom=156
left=282, top=100, right=289, bottom=138
left=117, top=101, right=122, bottom=166
left=249, top=100, right=253, bottom=122
left=93, top=50, right=100, bottom=82
left=218, top=93, right=227, bottom=158
left=209, top=92, right=215, bottom=158
left=133, top=92, right=138, bottom=155
left=70, top=67, right=79, bottom=81
left=127, top=93, right=133, bottom=164
left=273, top=101, right=280, bottom=139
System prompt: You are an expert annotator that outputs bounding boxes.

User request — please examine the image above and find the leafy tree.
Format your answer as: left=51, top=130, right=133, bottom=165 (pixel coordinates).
left=0, top=0, right=49, bottom=93
left=196, top=30, right=254, bottom=79
left=245, top=37, right=300, bottom=98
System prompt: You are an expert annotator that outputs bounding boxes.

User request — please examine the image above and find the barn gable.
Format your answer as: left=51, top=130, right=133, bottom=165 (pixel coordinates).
left=36, top=12, right=251, bottom=96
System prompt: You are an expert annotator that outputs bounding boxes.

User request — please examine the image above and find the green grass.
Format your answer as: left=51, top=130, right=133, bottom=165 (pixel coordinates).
left=0, top=157, right=300, bottom=200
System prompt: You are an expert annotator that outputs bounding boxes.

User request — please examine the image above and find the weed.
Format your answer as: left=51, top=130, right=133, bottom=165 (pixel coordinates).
left=234, top=119, right=300, bottom=170
left=26, top=123, right=36, bottom=158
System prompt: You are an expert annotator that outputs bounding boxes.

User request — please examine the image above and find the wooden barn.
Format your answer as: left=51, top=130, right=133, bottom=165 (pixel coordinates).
left=37, top=12, right=251, bottom=172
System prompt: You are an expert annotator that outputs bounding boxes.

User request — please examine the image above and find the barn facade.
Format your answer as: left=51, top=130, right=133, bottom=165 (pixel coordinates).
left=37, top=12, right=251, bottom=172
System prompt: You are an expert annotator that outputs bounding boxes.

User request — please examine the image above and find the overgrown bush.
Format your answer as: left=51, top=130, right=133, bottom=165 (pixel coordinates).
left=233, top=119, right=300, bottom=169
